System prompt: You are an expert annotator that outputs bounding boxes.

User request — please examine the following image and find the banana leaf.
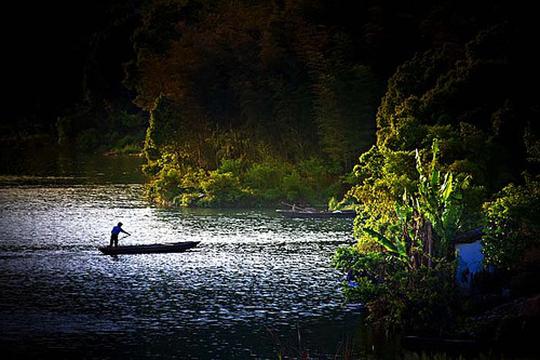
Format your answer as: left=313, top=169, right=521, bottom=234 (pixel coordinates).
left=364, top=227, right=407, bottom=258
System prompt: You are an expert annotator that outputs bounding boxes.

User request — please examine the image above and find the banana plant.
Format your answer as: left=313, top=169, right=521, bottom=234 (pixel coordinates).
left=363, top=190, right=415, bottom=266
left=415, top=139, right=469, bottom=259
left=363, top=228, right=407, bottom=259
left=362, top=139, right=469, bottom=267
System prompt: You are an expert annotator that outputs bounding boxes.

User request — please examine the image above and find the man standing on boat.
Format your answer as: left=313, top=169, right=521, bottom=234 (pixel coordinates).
left=110, top=222, right=130, bottom=247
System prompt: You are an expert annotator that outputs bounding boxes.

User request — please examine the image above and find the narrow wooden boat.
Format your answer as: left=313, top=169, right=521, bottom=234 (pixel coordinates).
left=276, top=209, right=356, bottom=219
left=98, top=241, right=200, bottom=255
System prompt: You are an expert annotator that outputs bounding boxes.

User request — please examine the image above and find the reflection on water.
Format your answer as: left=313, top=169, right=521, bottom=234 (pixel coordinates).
left=0, top=182, right=370, bottom=359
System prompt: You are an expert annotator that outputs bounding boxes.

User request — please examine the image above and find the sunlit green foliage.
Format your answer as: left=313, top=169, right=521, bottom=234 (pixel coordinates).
left=414, top=140, right=470, bottom=258
left=131, top=1, right=539, bottom=210
left=199, top=171, right=247, bottom=207
left=483, top=177, right=540, bottom=270
left=334, top=139, right=470, bottom=331
left=332, top=247, right=398, bottom=302
left=375, top=24, right=538, bottom=192
left=128, top=0, right=385, bottom=206
left=350, top=140, right=468, bottom=265
left=144, top=155, right=341, bottom=208
left=329, top=12, right=540, bottom=336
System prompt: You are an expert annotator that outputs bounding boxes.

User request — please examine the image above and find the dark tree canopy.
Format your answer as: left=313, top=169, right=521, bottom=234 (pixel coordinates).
left=1, top=0, right=538, bottom=205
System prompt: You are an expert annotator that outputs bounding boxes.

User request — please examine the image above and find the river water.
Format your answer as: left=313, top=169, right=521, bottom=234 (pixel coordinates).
left=0, top=154, right=372, bottom=359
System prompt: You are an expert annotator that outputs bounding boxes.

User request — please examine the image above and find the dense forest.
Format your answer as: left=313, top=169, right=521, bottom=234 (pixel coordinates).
left=5, top=0, right=537, bottom=207
left=131, top=0, right=537, bottom=207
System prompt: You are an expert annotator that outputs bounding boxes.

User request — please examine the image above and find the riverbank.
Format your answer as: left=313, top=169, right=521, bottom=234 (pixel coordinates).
left=143, top=157, right=347, bottom=209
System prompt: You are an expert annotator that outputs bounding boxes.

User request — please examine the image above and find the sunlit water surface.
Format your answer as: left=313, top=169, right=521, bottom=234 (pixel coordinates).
left=0, top=179, right=369, bottom=359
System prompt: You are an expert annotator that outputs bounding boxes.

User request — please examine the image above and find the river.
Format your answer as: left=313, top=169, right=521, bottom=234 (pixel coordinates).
left=0, top=153, right=374, bottom=359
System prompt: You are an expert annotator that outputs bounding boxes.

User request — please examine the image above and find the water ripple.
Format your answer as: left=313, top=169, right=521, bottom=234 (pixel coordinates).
left=0, top=184, right=361, bottom=359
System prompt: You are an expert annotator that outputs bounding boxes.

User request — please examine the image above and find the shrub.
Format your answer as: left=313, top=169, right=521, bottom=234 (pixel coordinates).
left=143, top=154, right=343, bottom=207
left=217, top=158, right=246, bottom=174
left=366, top=260, right=458, bottom=334
left=142, top=161, right=161, bottom=177
left=243, top=161, right=290, bottom=204
left=244, top=161, right=287, bottom=192
left=174, top=192, right=201, bottom=207
left=333, top=247, right=399, bottom=302
left=118, top=144, right=142, bottom=155
left=350, top=140, right=470, bottom=261
left=333, top=245, right=458, bottom=333
left=199, top=171, right=249, bottom=206
left=334, top=140, right=469, bottom=333
left=483, top=177, right=540, bottom=270
left=281, top=170, right=310, bottom=202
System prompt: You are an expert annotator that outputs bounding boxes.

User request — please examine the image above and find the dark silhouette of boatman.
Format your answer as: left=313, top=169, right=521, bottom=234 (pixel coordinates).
left=110, top=222, right=131, bottom=247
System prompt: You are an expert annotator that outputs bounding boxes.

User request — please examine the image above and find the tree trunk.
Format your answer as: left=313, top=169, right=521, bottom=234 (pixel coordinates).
left=426, top=222, right=433, bottom=268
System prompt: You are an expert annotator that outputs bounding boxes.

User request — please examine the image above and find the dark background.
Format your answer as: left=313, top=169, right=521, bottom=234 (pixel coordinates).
left=1, top=1, right=137, bottom=132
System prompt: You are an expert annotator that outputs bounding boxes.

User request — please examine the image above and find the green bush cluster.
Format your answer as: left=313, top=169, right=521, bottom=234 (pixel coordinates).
left=333, top=245, right=458, bottom=334
left=483, top=177, right=540, bottom=270
left=334, top=140, right=469, bottom=332
left=343, top=139, right=481, bottom=251
left=144, top=156, right=341, bottom=208
left=331, top=21, right=539, bottom=336
left=375, top=24, right=538, bottom=194
left=334, top=107, right=536, bottom=334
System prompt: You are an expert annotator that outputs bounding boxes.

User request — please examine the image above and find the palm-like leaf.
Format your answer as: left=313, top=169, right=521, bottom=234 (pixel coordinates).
left=364, top=228, right=407, bottom=259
